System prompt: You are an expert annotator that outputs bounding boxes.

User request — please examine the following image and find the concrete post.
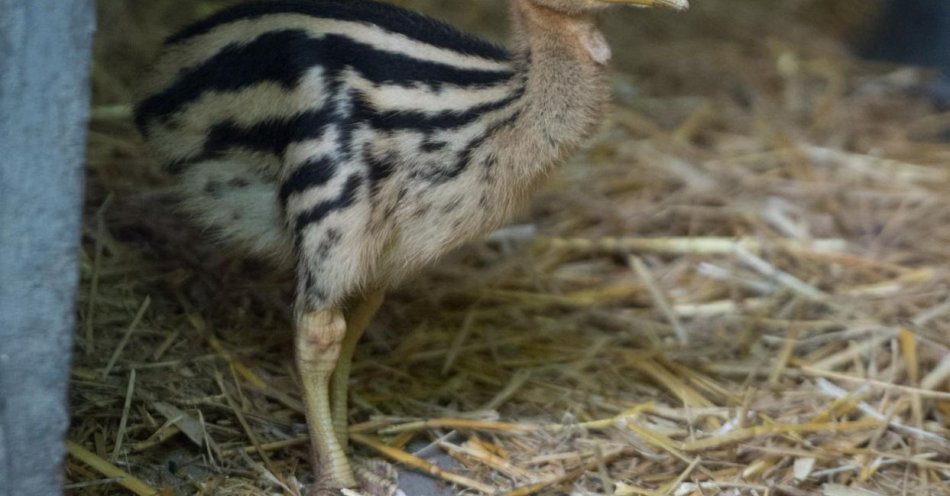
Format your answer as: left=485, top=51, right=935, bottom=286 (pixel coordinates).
left=0, top=0, right=95, bottom=494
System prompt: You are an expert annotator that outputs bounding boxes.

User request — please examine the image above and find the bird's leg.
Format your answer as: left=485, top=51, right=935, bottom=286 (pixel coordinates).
left=295, top=308, right=357, bottom=491
left=331, top=290, right=384, bottom=450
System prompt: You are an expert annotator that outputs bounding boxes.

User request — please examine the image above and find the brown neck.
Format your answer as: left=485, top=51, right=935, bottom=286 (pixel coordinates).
left=500, top=0, right=612, bottom=177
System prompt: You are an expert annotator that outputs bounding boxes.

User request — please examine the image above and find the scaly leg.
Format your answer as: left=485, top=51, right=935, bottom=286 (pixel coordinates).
left=296, top=309, right=356, bottom=491
left=331, top=290, right=385, bottom=449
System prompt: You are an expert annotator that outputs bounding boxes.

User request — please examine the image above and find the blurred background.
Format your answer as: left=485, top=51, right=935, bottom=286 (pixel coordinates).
left=93, top=0, right=950, bottom=105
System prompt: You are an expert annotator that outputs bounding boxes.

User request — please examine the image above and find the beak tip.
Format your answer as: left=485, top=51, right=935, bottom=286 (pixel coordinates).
left=667, top=0, right=690, bottom=11
left=614, top=0, right=690, bottom=11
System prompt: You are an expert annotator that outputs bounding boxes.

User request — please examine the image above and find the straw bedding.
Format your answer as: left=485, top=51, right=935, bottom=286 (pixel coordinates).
left=69, top=1, right=949, bottom=494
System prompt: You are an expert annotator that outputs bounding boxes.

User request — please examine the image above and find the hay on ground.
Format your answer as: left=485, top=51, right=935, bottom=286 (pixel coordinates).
left=70, top=1, right=949, bottom=495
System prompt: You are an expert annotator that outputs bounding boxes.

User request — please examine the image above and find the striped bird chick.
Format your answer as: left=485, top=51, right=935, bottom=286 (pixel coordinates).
left=135, top=0, right=687, bottom=494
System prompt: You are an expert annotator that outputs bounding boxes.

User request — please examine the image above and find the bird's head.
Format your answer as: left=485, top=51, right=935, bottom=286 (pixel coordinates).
left=526, top=0, right=689, bottom=15
left=514, top=0, right=688, bottom=65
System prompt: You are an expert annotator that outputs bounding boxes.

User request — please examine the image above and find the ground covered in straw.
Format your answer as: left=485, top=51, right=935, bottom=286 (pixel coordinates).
left=70, top=1, right=949, bottom=494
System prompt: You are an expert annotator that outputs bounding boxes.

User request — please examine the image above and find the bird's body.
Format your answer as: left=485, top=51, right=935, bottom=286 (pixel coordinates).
left=136, top=0, right=610, bottom=310
left=135, top=0, right=686, bottom=493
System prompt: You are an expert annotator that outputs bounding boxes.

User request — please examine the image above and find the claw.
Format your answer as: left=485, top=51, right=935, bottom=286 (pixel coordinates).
left=354, top=458, right=399, bottom=496
left=599, top=0, right=690, bottom=11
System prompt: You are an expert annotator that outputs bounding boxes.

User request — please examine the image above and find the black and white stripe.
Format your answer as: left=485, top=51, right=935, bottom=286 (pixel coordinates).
left=135, top=1, right=527, bottom=165
left=135, top=0, right=535, bottom=304
left=136, top=30, right=516, bottom=130
left=165, top=0, right=510, bottom=60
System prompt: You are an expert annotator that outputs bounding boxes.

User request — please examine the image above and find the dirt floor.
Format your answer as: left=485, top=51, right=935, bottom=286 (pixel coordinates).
left=70, top=1, right=949, bottom=494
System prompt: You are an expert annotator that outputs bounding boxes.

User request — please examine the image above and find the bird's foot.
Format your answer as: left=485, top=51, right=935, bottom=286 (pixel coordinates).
left=353, top=458, right=399, bottom=496
left=305, top=483, right=345, bottom=496
left=307, top=458, right=399, bottom=496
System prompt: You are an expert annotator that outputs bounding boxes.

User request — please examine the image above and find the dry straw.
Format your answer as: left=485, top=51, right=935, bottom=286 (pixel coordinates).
left=70, top=0, right=948, bottom=494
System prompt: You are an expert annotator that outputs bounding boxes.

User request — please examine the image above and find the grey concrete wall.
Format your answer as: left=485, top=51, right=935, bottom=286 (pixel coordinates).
left=0, top=0, right=94, bottom=494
